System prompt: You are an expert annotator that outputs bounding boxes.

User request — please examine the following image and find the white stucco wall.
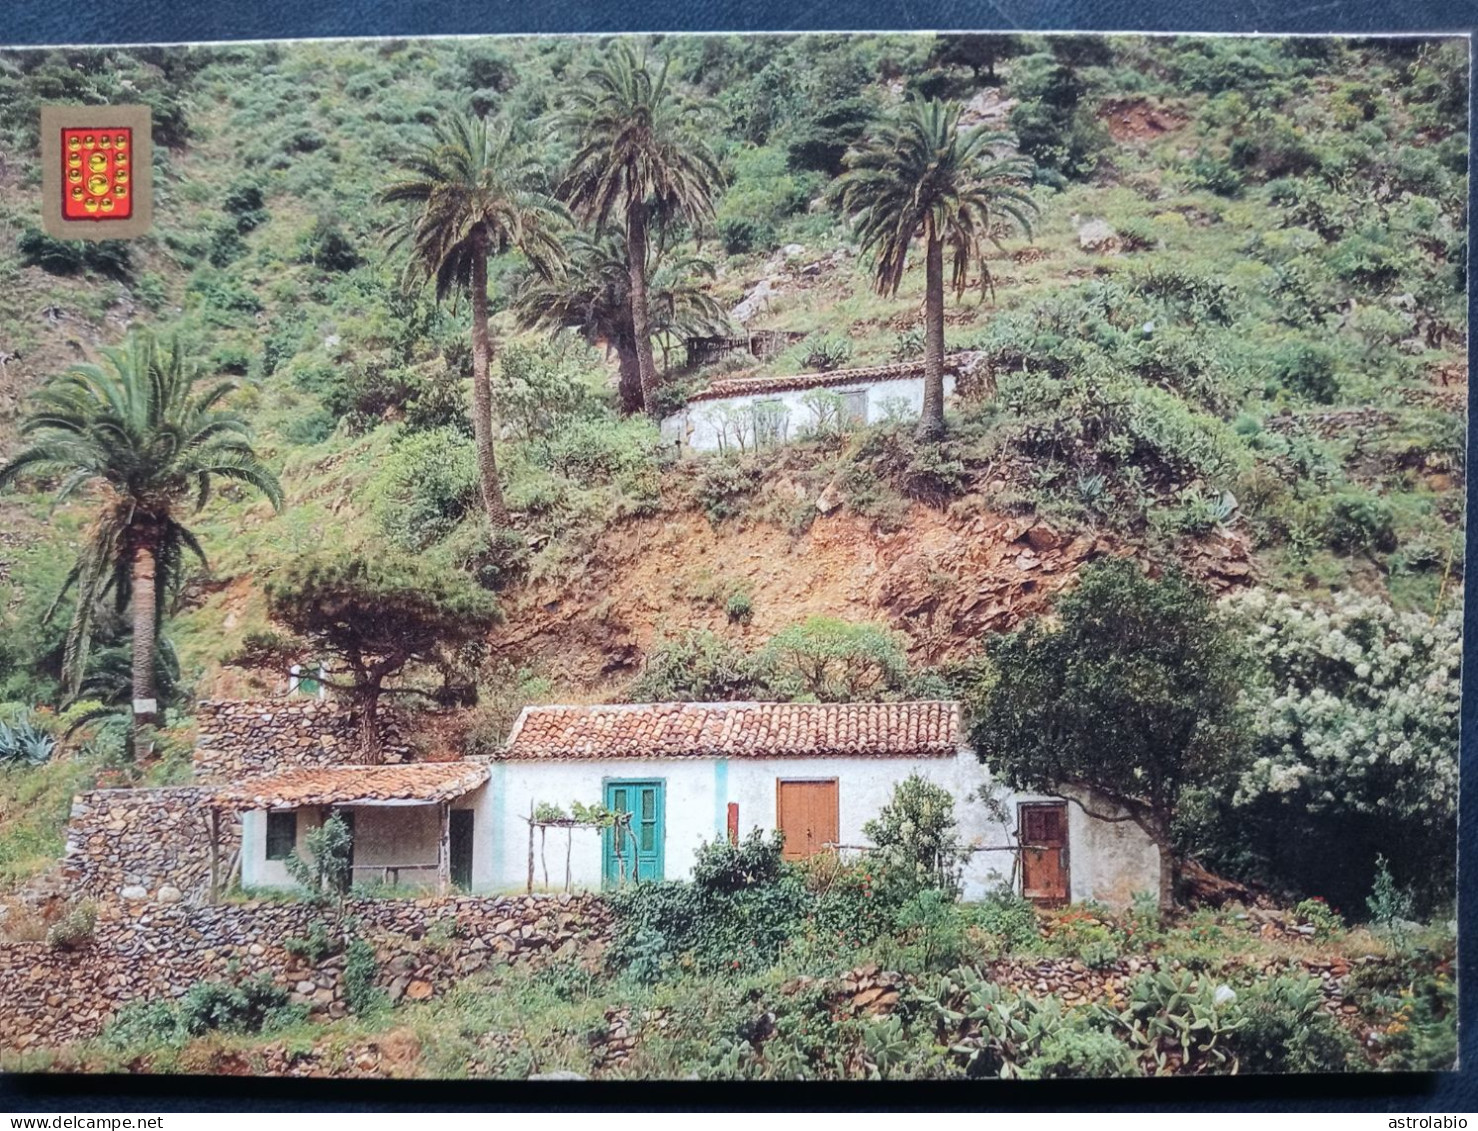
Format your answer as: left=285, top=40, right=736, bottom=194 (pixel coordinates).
left=240, top=783, right=496, bottom=894
left=239, top=756, right=1158, bottom=905
left=663, top=373, right=958, bottom=453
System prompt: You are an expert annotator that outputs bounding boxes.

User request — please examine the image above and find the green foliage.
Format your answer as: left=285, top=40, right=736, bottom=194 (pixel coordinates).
left=17, top=228, right=132, bottom=280
left=800, top=335, right=853, bottom=372
left=1006, top=52, right=1108, bottom=184
left=966, top=889, right=1042, bottom=953
left=891, top=888, right=968, bottom=971
left=862, top=773, right=962, bottom=899
left=0, top=712, right=56, bottom=767
left=1293, top=896, right=1345, bottom=937
left=696, top=455, right=765, bottom=524
left=103, top=975, right=302, bottom=1050
left=971, top=560, right=1246, bottom=907
left=724, top=590, right=754, bottom=624
left=343, top=937, right=386, bottom=1015
left=1234, top=975, right=1355, bottom=1073
left=630, top=630, right=768, bottom=703
left=1366, top=855, right=1417, bottom=948
left=45, top=901, right=97, bottom=950
left=369, top=427, right=479, bottom=551
left=282, top=917, right=338, bottom=963
left=1023, top=1020, right=1136, bottom=1079
left=1323, top=490, right=1397, bottom=554
left=237, top=549, right=500, bottom=748
left=762, top=616, right=911, bottom=702
left=284, top=813, right=354, bottom=899
left=692, top=828, right=786, bottom=894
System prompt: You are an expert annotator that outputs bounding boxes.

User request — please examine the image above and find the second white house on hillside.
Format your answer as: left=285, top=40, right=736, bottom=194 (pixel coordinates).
left=660, top=359, right=967, bottom=453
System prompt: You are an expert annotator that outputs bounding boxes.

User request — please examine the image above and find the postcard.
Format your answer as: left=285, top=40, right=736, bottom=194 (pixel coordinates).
left=0, top=30, right=1463, bottom=1080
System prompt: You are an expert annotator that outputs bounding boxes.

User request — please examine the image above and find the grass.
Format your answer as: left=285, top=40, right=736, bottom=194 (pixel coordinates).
left=0, top=758, right=93, bottom=893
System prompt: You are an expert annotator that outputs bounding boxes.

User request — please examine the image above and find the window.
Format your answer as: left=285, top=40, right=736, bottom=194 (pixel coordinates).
left=838, top=389, right=867, bottom=427
left=265, top=811, right=296, bottom=861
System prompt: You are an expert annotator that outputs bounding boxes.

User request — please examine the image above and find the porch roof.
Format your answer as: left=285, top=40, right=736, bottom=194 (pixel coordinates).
left=213, top=762, right=489, bottom=810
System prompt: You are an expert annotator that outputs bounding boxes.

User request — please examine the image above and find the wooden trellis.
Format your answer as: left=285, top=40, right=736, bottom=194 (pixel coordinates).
left=522, top=801, right=634, bottom=893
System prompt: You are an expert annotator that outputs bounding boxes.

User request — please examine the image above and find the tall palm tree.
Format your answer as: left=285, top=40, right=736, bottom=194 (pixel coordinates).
left=382, top=112, right=567, bottom=525
left=834, top=98, right=1038, bottom=440
left=0, top=333, right=283, bottom=744
left=559, top=42, right=723, bottom=418
left=514, top=229, right=728, bottom=414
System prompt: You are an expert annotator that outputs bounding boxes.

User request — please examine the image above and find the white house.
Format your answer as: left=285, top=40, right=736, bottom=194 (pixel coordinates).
left=661, top=359, right=965, bottom=453
left=231, top=700, right=1159, bottom=907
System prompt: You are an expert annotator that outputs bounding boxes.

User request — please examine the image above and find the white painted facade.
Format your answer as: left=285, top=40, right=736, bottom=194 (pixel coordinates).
left=240, top=783, right=498, bottom=893
left=239, top=751, right=1158, bottom=906
left=662, top=373, right=958, bottom=453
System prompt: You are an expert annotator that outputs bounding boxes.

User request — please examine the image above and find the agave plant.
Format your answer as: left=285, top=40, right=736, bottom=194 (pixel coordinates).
left=0, top=712, right=57, bottom=767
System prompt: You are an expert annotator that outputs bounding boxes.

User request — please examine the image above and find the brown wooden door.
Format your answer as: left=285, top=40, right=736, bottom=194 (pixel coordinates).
left=776, top=779, right=839, bottom=861
left=1020, top=801, right=1069, bottom=905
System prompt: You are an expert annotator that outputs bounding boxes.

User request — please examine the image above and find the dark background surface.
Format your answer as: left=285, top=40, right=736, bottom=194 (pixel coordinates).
left=0, top=0, right=1473, bottom=1113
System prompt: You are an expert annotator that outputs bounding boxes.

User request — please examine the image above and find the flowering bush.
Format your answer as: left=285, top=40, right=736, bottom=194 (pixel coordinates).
left=1293, top=896, right=1345, bottom=937
left=1225, top=588, right=1459, bottom=910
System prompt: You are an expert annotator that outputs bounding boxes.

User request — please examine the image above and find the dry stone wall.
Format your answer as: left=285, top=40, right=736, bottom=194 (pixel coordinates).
left=192, top=699, right=414, bottom=780
left=63, top=787, right=239, bottom=909
left=0, top=893, right=611, bottom=1052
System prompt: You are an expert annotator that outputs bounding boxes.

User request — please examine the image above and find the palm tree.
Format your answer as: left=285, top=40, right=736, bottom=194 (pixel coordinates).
left=0, top=333, right=283, bottom=745
left=834, top=98, right=1038, bottom=440
left=514, top=229, right=728, bottom=414
left=559, top=42, right=723, bottom=418
left=382, top=112, right=567, bottom=525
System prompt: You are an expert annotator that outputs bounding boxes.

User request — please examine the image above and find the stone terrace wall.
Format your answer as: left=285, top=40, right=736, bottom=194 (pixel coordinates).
left=63, top=787, right=241, bottom=909
left=0, top=893, right=611, bottom=1052
left=192, top=699, right=415, bottom=780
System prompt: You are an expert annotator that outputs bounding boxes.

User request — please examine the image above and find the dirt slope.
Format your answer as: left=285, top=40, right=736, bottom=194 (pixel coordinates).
left=495, top=499, right=1254, bottom=692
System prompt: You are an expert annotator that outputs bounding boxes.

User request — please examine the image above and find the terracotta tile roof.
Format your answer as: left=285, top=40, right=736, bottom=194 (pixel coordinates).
left=687, top=356, right=968, bottom=404
left=501, top=701, right=962, bottom=761
left=214, top=763, right=490, bottom=809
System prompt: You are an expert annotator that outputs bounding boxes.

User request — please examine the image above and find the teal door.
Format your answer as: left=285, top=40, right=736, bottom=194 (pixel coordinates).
left=603, top=780, right=664, bottom=886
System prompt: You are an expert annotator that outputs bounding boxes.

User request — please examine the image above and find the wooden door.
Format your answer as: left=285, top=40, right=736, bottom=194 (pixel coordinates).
left=449, top=809, right=473, bottom=890
left=603, top=780, right=665, bottom=886
left=1020, top=802, right=1069, bottom=905
left=776, top=779, right=840, bottom=861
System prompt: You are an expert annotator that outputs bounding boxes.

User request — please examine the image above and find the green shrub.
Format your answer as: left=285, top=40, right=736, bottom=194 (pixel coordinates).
left=175, top=975, right=300, bottom=1038
left=369, top=427, right=479, bottom=551
left=1268, top=341, right=1340, bottom=404
left=800, top=335, right=853, bottom=372
left=630, top=630, right=769, bottom=703
left=968, top=889, right=1042, bottom=953
left=692, top=828, right=786, bottom=894
left=892, top=888, right=968, bottom=971
left=17, top=228, right=132, bottom=280
left=283, top=917, right=338, bottom=964
left=343, top=936, right=386, bottom=1015
left=45, top=901, right=97, bottom=951
left=725, top=590, right=754, bottom=625
left=1235, top=975, right=1355, bottom=1073
left=1293, top=896, right=1344, bottom=937
left=696, top=455, right=765, bottom=524
left=762, top=617, right=912, bottom=703
left=863, top=773, right=962, bottom=899
left=1324, top=491, right=1397, bottom=555
left=1366, top=855, right=1417, bottom=950
left=1023, top=1020, right=1136, bottom=1078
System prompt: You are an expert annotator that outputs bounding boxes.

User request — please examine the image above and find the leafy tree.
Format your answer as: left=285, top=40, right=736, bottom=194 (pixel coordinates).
left=969, top=559, right=1246, bottom=912
left=382, top=112, right=567, bottom=526
left=927, top=33, right=1026, bottom=84
left=833, top=98, right=1036, bottom=440
left=559, top=42, right=723, bottom=417
left=0, top=333, right=283, bottom=746
left=630, top=629, right=767, bottom=703
left=762, top=616, right=911, bottom=702
left=514, top=229, right=726, bottom=414
left=232, top=551, right=501, bottom=760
